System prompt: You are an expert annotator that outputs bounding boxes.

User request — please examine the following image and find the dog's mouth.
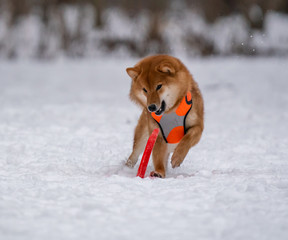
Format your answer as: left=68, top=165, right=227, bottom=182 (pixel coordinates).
left=155, top=101, right=166, bottom=116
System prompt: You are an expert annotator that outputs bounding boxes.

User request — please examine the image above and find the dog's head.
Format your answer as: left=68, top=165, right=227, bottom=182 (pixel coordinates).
left=127, top=55, right=190, bottom=115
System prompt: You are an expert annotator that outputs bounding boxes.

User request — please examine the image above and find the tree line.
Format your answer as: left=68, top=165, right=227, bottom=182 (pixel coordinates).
left=0, top=0, right=287, bottom=58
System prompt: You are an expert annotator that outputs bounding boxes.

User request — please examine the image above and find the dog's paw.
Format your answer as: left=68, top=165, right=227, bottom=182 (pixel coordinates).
left=171, top=153, right=184, bottom=168
left=150, top=171, right=163, bottom=178
left=125, top=159, right=136, bottom=168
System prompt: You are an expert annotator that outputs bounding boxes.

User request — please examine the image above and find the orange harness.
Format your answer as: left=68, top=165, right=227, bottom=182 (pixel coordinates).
left=151, top=92, right=192, bottom=144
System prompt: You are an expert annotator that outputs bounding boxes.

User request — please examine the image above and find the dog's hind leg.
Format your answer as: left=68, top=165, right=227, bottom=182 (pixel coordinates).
left=126, top=111, right=149, bottom=168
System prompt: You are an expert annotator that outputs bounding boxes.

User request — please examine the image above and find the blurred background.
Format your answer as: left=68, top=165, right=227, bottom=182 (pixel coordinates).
left=0, top=0, right=288, bottom=59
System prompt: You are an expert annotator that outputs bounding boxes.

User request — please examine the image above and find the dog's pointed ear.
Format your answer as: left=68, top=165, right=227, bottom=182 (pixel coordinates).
left=156, top=62, right=175, bottom=75
left=126, top=67, right=140, bottom=80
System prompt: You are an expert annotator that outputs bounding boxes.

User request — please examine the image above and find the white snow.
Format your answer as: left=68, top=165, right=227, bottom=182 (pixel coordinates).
left=0, top=57, right=288, bottom=240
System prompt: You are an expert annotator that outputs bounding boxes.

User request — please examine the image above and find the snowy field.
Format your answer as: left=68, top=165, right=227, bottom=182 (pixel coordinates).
left=0, top=57, right=288, bottom=240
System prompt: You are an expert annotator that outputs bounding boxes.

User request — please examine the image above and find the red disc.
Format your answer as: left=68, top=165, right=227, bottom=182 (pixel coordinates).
left=136, top=128, right=160, bottom=178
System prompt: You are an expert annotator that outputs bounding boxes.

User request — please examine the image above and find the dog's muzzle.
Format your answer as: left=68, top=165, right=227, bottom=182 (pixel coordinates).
left=148, top=101, right=166, bottom=116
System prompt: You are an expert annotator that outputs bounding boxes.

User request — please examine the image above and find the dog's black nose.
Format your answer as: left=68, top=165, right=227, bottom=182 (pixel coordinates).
left=148, top=104, right=157, bottom=112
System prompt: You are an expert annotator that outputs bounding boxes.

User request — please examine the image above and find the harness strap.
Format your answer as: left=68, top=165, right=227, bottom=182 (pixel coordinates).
left=151, top=92, right=192, bottom=144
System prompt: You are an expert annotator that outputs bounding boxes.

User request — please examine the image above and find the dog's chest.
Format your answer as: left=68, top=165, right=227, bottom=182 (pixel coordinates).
left=167, top=142, right=178, bottom=153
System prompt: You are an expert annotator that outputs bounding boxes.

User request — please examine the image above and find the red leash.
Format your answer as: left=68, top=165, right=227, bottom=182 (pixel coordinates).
left=136, top=128, right=160, bottom=178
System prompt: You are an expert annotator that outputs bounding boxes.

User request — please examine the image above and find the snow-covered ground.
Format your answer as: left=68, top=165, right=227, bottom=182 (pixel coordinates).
left=0, top=57, right=288, bottom=240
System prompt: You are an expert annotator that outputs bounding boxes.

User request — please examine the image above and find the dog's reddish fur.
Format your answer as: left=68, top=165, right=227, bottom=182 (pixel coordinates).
left=126, top=55, right=204, bottom=178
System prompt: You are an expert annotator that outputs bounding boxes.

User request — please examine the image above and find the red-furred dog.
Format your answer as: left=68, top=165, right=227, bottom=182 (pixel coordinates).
left=126, top=55, right=204, bottom=178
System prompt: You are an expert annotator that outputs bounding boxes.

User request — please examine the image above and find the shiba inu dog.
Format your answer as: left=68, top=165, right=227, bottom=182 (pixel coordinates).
left=125, top=55, right=204, bottom=178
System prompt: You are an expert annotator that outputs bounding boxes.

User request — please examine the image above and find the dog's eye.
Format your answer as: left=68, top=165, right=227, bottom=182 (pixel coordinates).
left=156, top=84, right=162, bottom=91
left=143, top=88, right=147, bottom=93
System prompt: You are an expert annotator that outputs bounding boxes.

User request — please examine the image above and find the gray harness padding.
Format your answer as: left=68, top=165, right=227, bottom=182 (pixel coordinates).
left=154, top=98, right=192, bottom=143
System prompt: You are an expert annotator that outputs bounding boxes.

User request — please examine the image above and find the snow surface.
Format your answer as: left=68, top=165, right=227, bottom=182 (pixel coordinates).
left=0, top=57, right=288, bottom=240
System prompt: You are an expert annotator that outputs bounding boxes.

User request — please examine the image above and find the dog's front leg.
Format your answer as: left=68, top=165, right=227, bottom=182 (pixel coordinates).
left=126, top=112, right=149, bottom=168
left=150, top=137, right=168, bottom=178
left=171, top=125, right=203, bottom=168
